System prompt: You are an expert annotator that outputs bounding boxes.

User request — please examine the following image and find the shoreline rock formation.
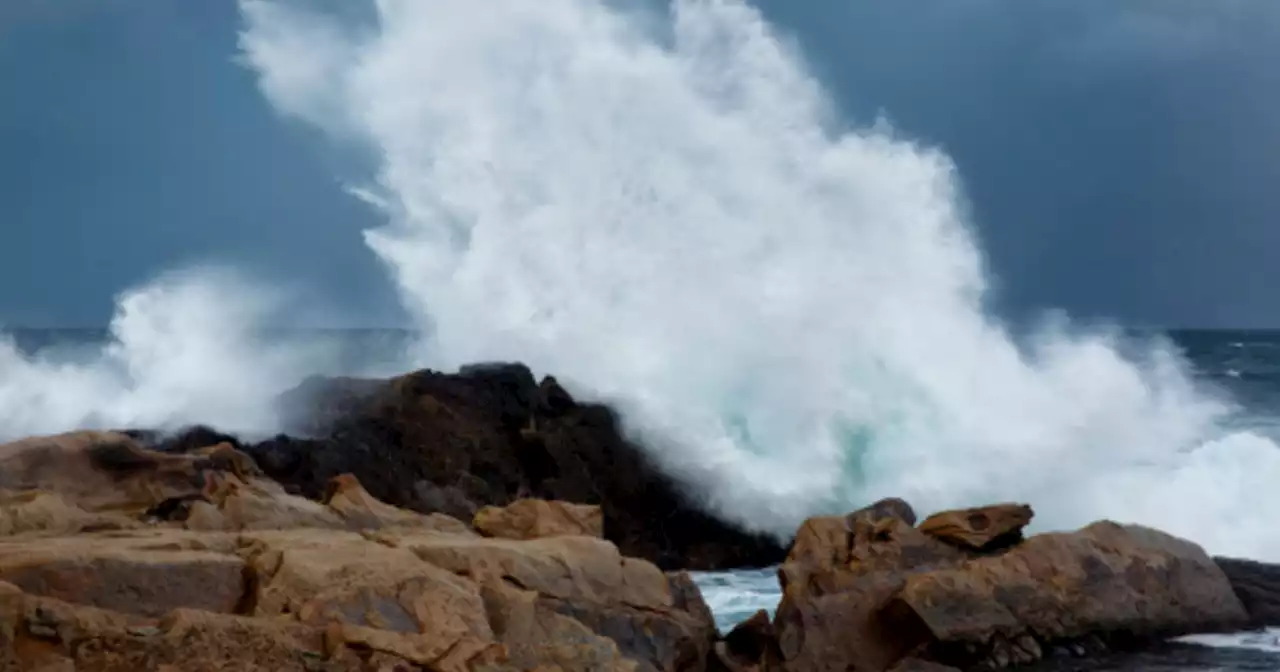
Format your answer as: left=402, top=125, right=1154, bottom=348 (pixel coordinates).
left=130, top=363, right=785, bottom=572
left=4, top=362, right=1280, bottom=670
left=0, top=431, right=716, bottom=670
left=716, top=500, right=1267, bottom=672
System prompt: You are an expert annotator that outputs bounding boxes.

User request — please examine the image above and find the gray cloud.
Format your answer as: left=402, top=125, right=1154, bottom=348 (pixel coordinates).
left=753, top=0, right=1280, bottom=327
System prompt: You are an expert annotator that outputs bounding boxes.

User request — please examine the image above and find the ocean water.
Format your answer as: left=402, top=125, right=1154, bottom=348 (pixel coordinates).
left=4, top=1, right=1280, bottom=668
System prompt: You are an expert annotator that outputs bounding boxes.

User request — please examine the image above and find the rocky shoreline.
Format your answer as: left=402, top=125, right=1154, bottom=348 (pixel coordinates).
left=0, top=363, right=1278, bottom=671
left=131, top=363, right=786, bottom=572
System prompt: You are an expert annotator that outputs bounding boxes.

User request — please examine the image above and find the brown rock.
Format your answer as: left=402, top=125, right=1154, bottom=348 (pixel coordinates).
left=0, top=431, right=208, bottom=514
left=0, top=428, right=720, bottom=672
left=893, top=521, right=1250, bottom=668
left=0, top=490, right=138, bottom=537
left=541, top=592, right=712, bottom=672
left=185, top=472, right=347, bottom=532
left=0, top=538, right=246, bottom=617
left=1, top=588, right=381, bottom=672
left=218, top=363, right=785, bottom=570
left=241, top=528, right=497, bottom=667
left=668, top=570, right=717, bottom=637
left=786, top=515, right=853, bottom=570
left=387, top=530, right=714, bottom=670
left=780, top=504, right=962, bottom=601
left=395, top=532, right=671, bottom=610
left=851, top=498, right=918, bottom=528
left=474, top=498, right=604, bottom=540
left=917, top=503, right=1033, bottom=552
left=0, top=432, right=343, bottom=538
left=325, top=473, right=473, bottom=534
left=773, top=502, right=964, bottom=672
left=769, top=501, right=1252, bottom=672
left=478, top=579, right=637, bottom=672
left=192, top=441, right=264, bottom=480
left=713, top=609, right=776, bottom=672
left=786, top=498, right=926, bottom=574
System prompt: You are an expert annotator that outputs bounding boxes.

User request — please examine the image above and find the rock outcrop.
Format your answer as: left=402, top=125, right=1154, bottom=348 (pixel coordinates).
left=8, top=428, right=1273, bottom=671
left=728, top=499, right=1251, bottom=671
left=0, top=431, right=718, bottom=671
left=916, top=503, right=1032, bottom=553
left=1214, top=556, right=1280, bottom=629
left=136, top=363, right=784, bottom=571
left=473, top=498, right=604, bottom=540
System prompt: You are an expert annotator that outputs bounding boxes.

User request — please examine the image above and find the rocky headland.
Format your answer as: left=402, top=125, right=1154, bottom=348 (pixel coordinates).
left=0, top=363, right=1277, bottom=671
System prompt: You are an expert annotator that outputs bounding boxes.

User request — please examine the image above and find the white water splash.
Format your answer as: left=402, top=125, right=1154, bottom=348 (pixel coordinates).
left=0, top=267, right=334, bottom=440
left=234, top=0, right=1280, bottom=558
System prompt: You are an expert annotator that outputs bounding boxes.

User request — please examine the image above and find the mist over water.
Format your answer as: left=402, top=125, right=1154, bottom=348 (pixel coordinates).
left=234, top=0, right=1280, bottom=553
left=0, top=268, right=338, bottom=439
left=2, top=0, right=1279, bottom=561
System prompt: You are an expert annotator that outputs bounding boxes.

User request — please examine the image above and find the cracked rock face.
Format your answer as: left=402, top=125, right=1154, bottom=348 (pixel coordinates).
left=726, top=499, right=1251, bottom=672
left=152, top=363, right=786, bottom=571
left=0, top=431, right=716, bottom=672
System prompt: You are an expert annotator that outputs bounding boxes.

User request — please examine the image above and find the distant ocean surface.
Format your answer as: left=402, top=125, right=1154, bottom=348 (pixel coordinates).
left=6, top=327, right=1280, bottom=670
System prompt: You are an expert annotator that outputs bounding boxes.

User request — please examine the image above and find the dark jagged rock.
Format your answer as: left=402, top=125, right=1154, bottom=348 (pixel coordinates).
left=142, top=363, right=785, bottom=571
left=1215, top=556, right=1280, bottom=628
left=710, top=609, right=779, bottom=671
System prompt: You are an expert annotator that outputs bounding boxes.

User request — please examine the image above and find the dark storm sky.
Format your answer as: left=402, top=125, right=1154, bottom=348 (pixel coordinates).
left=2, top=0, right=1278, bottom=328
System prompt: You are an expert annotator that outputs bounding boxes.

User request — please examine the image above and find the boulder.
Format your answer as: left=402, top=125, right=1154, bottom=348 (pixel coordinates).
left=477, top=579, right=638, bottom=671
left=768, top=501, right=1251, bottom=672
left=778, top=499, right=962, bottom=600
left=149, top=364, right=784, bottom=570
left=0, top=431, right=209, bottom=514
left=773, top=500, right=963, bottom=672
left=711, top=609, right=777, bottom=672
left=893, top=521, right=1249, bottom=668
left=240, top=528, right=498, bottom=667
left=324, top=473, right=474, bottom=535
left=182, top=471, right=347, bottom=532
left=0, top=538, right=247, bottom=617
left=474, top=498, right=604, bottom=540
left=0, top=489, right=139, bottom=536
left=0, top=589, right=409, bottom=671
left=0, top=432, right=718, bottom=671
left=916, top=503, right=1033, bottom=552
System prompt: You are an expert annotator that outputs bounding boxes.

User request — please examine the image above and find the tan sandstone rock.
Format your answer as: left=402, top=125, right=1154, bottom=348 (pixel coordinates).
left=769, top=500, right=1251, bottom=672
left=0, top=431, right=207, bottom=514
left=0, top=536, right=247, bottom=617
left=325, top=473, right=474, bottom=534
left=473, top=498, right=605, bottom=540
left=891, top=521, right=1249, bottom=665
left=916, top=503, right=1033, bottom=552
left=773, top=499, right=962, bottom=672
left=0, top=431, right=717, bottom=671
